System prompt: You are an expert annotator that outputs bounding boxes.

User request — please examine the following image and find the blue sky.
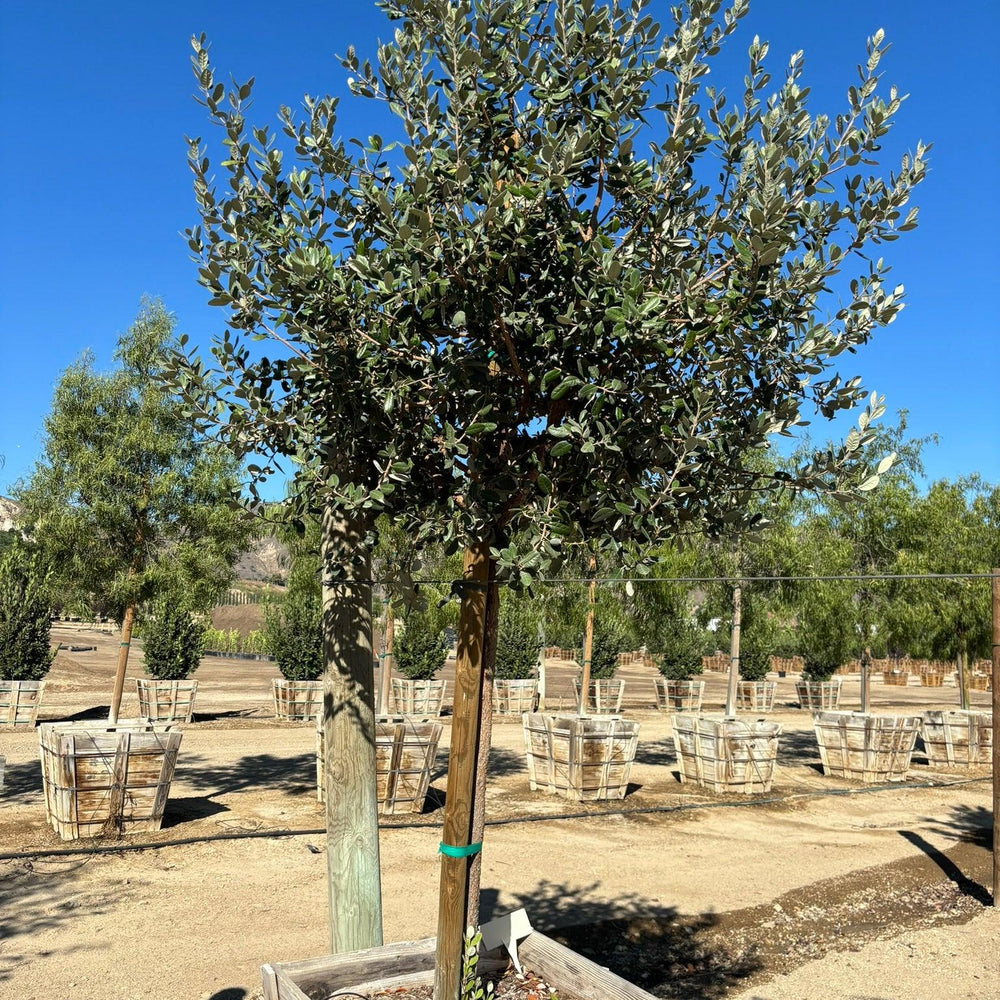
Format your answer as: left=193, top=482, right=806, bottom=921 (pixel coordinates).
left=1, top=1, right=997, bottom=500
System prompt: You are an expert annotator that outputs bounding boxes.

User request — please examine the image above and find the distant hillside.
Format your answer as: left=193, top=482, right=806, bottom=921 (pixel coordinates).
left=234, top=533, right=290, bottom=583
left=0, top=496, right=19, bottom=532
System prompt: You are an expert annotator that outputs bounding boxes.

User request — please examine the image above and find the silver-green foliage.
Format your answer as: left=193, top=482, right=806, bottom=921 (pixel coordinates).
left=0, top=544, right=56, bottom=682
left=460, top=926, right=494, bottom=1000
left=176, top=0, right=925, bottom=581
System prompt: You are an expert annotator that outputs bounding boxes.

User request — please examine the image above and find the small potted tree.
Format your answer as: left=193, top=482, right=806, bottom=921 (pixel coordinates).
left=492, top=595, right=540, bottom=715
left=266, top=590, right=324, bottom=721
left=136, top=597, right=206, bottom=723
left=736, top=611, right=778, bottom=712
left=392, top=608, right=449, bottom=715
left=652, top=617, right=706, bottom=712
left=573, top=614, right=629, bottom=713
left=795, top=598, right=847, bottom=711
left=0, top=543, right=56, bottom=728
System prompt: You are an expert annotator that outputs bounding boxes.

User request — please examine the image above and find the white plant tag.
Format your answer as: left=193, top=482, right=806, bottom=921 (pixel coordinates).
left=480, top=908, right=533, bottom=973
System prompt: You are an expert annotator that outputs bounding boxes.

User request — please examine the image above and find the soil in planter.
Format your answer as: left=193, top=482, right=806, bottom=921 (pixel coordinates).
left=368, top=968, right=575, bottom=1000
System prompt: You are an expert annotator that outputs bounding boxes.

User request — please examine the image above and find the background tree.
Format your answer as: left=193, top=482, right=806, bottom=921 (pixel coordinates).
left=14, top=300, right=253, bottom=721
left=0, top=541, right=56, bottom=682
left=177, top=1, right=926, bottom=990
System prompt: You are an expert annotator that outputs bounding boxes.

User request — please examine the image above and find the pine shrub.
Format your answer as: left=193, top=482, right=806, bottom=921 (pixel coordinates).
left=0, top=544, right=56, bottom=682
left=142, top=601, right=206, bottom=680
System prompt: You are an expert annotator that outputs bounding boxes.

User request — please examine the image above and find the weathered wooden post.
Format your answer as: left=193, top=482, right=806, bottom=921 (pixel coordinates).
left=725, top=583, right=742, bottom=717
left=578, top=560, right=597, bottom=715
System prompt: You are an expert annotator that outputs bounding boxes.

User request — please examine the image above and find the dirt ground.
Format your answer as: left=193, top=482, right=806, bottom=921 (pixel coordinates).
left=1, top=627, right=997, bottom=1000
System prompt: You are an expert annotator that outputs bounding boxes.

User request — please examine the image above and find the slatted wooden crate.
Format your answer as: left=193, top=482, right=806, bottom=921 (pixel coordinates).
left=770, top=655, right=805, bottom=674
left=921, top=710, right=992, bottom=766
left=261, top=930, right=658, bottom=1000
left=492, top=679, right=538, bottom=714
left=272, top=679, right=323, bottom=721
left=543, top=647, right=580, bottom=662
left=882, top=670, right=909, bottom=686
left=701, top=653, right=729, bottom=672
left=572, top=677, right=625, bottom=713
left=0, top=680, right=44, bottom=729
left=813, top=711, right=920, bottom=783
left=736, top=680, right=777, bottom=712
left=653, top=678, right=705, bottom=712
left=39, top=721, right=182, bottom=840
left=391, top=678, right=446, bottom=716
left=316, top=717, right=442, bottom=813
left=796, top=678, right=842, bottom=710
left=918, top=672, right=945, bottom=687
left=136, top=678, right=198, bottom=723
left=522, top=713, right=639, bottom=802
left=672, top=715, right=781, bottom=794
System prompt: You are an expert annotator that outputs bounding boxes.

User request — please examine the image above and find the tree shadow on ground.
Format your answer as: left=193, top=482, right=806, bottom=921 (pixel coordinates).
left=161, top=796, right=231, bottom=828
left=775, top=728, right=823, bottom=773
left=179, top=751, right=316, bottom=798
left=898, top=830, right=992, bottom=906
left=635, top=737, right=675, bottom=767
left=44, top=705, right=113, bottom=722
left=919, top=803, right=992, bottom=849
left=480, top=880, right=760, bottom=999
left=1, top=759, right=43, bottom=803
left=0, top=860, right=112, bottom=983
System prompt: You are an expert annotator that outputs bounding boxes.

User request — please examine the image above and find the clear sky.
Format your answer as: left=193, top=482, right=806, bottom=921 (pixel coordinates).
left=1, top=1, right=997, bottom=500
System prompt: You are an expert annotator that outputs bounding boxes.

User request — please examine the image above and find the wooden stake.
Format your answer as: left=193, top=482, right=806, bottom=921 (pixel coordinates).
left=579, top=562, right=597, bottom=715
left=991, top=568, right=999, bottom=905
left=434, top=541, right=490, bottom=1000
left=725, top=584, right=741, bottom=718
left=379, top=599, right=395, bottom=715
left=321, top=505, right=383, bottom=953
left=465, top=568, right=499, bottom=927
left=109, top=603, right=136, bottom=724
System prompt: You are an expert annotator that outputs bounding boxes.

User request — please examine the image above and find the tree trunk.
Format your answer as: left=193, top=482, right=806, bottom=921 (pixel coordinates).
left=109, top=602, right=136, bottom=724
left=434, top=541, right=491, bottom=1000
left=725, top=584, right=742, bottom=717
left=957, top=646, right=969, bottom=711
left=321, top=504, right=383, bottom=953
left=379, top=600, right=395, bottom=714
left=860, top=646, right=871, bottom=714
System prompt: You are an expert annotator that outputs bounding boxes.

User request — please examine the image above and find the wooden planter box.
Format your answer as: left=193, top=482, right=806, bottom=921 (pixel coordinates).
left=391, top=678, right=447, bottom=716
left=968, top=673, right=991, bottom=692
left=273, top=679, right=323, bottom=721
left=882, top=670, right=909, bottom=687
left=796, top=678, right=842, bottom=711
left=39, top=721, right=182, bottom=840
left=653, top=678, right=705, bottom=712
left=572, top=677, right=625, bottom=713
left=921, top=710, right=993, bottom=766
left=701, top=653, right=729, bottom=673
left=262, top=929, right=658, bottom=1000
left=316, top=717, right=442, bottom=813
left=0, top=679, right=45, bottom=729
left=136, top=678, right=198, bottom=723
left=813, top=711, right=920, bottom=783
left=492, top=678, right=538, bottom=714
left=736, top=680, right=777, bottom=712
left=522, top=713, right=639, bottom=802
left=672, top=714, right=781, bottom=794
left=919, top=672, right=945, bottom=688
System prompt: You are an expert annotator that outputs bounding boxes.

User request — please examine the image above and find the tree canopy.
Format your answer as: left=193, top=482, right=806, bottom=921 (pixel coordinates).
left=175, top=0, right=926, bottom=580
